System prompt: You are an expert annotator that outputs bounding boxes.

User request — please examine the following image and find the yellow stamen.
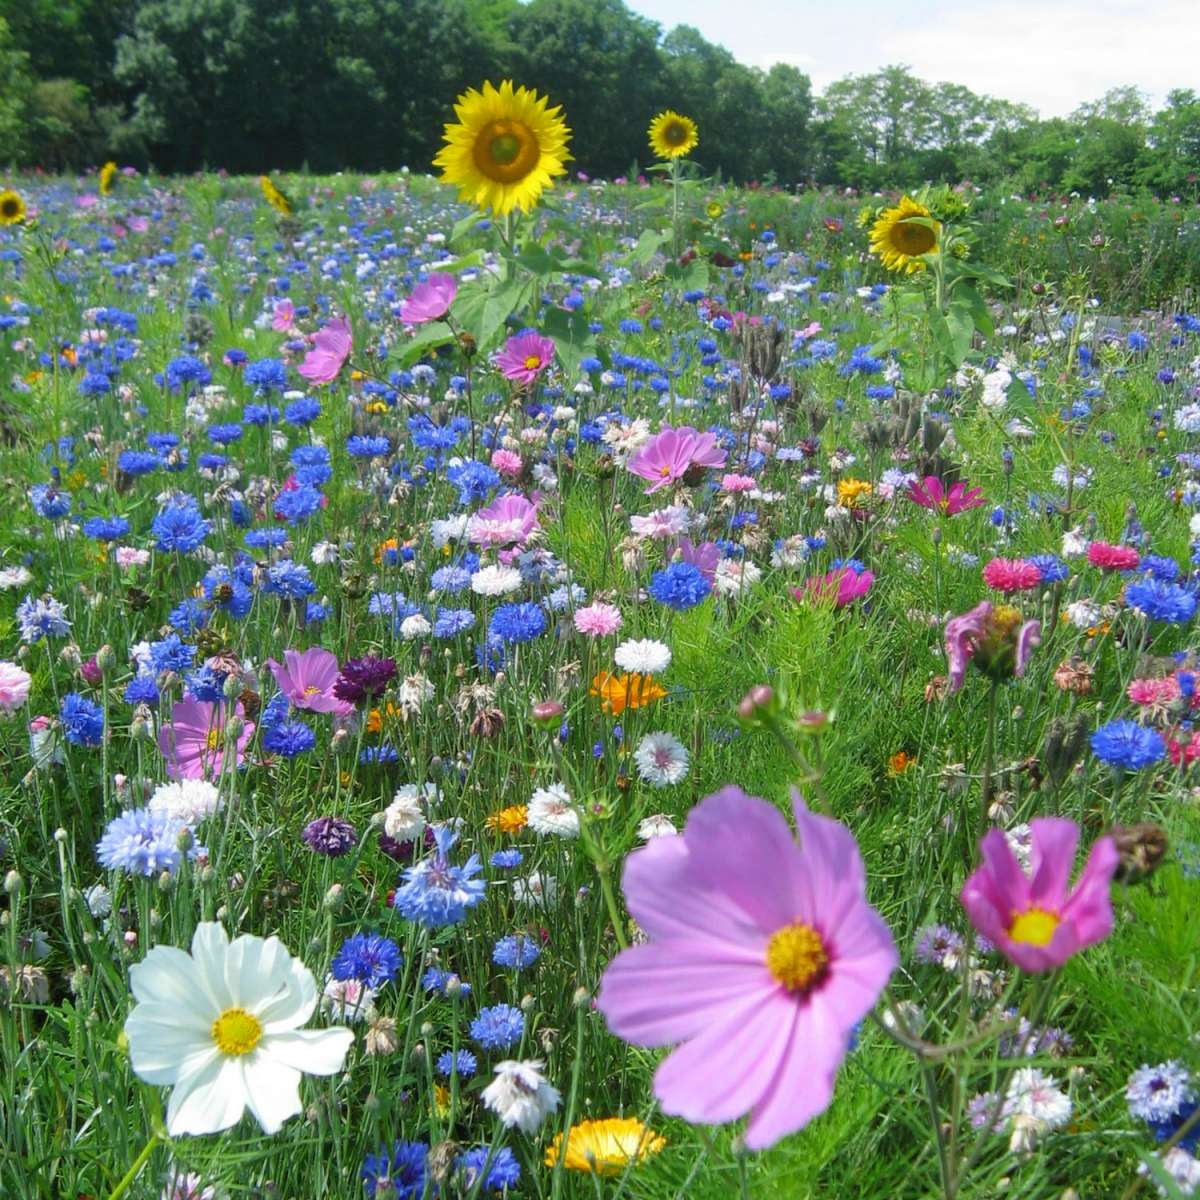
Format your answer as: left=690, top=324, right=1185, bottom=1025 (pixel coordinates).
left=523, top=354, right=542, bottom=371
left=1009, top=907, right=1060, bottom=946
left=205, top=728, right=220, bottom=751
left=211, top=1007, right=262, bottom=1056
left=765, top=921, right=828, bottom=993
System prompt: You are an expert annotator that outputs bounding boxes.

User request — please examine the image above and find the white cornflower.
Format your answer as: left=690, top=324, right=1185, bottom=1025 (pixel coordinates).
left=629, top=505, right=690, bottom=540
left=320, top=976, right=378, bottom=1024
left=527, top=784, right=579, bottom=838
left=481, top=1059, right=561, bottom=1133
left=398, top=613, right=432, bottom=640
left=1176, top=404, right=1200, bottom=434
left=123, top=923, right=353, bottom=1136
left=633, top=732, right=690, bottom=787
left=431, top=514, right=468, bottom=547
left=396, top=673, right=434, bottom=719
left=1061, top=527, right=1089, bottom=558
left=613, top=638, right=671, bottom=675
left=382, top=787, right=428, bottom=842
left=0, top=565, right=33, bottom=590
left=1002, top=1068, right=1071, bottom=1129
left=1065, top=599, right=1101, bottom=629
left=1140, top=1148, right=1200, bottom=1196
left=712, top=559, right=762, bottom=597
left=1127, top=1061, right=1195, bottom=1123
left=513, top=871, right=558, bottom=909
left=149, top=780, right=221, bottom=825
left=637, top=813, right=678, bottom=840
left=310, top=541, right=339, bottom=565
left=84, top=882, right=112, bottom=918
left=471, top=565, right=523, bottom=596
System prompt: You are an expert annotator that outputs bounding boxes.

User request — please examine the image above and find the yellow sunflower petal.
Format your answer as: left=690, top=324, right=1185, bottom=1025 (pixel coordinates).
left=648, top=110, right=699, bottom=160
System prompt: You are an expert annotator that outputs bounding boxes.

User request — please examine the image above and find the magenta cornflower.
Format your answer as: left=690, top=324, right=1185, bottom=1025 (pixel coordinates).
left=267, top=647, right=352, bottom=716
left=158, top=698, right=255, bottom=781
left=1087, top=541, right=1140, bottom=571
left=960, top=818, right=1118, bottom=973
left=627, top=426, right=727, bottom=494
left=907, top=475, right=985, bottom=516
left=496, top=332, right=555, bottom=386
left=597, top=786, right=896, bottom=1149
left=720, top=473, right=757, bottom=493
left=982, top=558, right=1042, bottom=593
left=399, top=273, right=457, bottom=325
left=467, top=494, right=539, bottom=548
left=944, top=601, right=1040, bottom=693
left=297, top=315, right=352, bottom=384
left=796, top=566, right=874, bottom=608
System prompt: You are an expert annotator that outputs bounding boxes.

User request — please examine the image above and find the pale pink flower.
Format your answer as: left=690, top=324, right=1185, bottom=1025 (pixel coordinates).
left=297, top=316, right=352, bottom=385
left=573, top=603, right=623, bottom=637
left=0, top=662, right=32, bottom=715
left=115, top=547, right=150, bottom=570
left=271, top=299, right=295, bottom=332
left=399, top=273, right=457, bottom=325
left=467, top=494, right=539, bottom=548
left=720, top=473, right=757, bottom=493
left=491, top=449, right=523, bottom=477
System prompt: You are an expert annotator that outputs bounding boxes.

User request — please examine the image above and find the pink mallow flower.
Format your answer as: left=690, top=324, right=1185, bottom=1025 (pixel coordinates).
left=945, top=600, right=1040, bottom=693
left=496, top=332, right=555, bottom=386
left=399, top=273, right=457, bottom=325
left=907, top=475, right=985, bottom=516
left=297, top=316, right=352, bottom=385
left=627, top=426, right=728, bottom=494
left=267, top=648, right=352, bottom=716
left=573, top=602, right=623, bottom=637
left=960, top=817, right=1118, bottom=973
left=467, top=494, right=539, bottom=548
left=1087, top=541, right=1140, bottom=571
left=796, top=566, right=875, bottom=608
left=597, top=786, right=897, bottom=1149
left=271, top=299, right=295, bottom=332
left=158, top=698, right=255, bottom=781
left=982, top=558, right=1042, bottom=593
left=0, top=662, right=32, bottom=716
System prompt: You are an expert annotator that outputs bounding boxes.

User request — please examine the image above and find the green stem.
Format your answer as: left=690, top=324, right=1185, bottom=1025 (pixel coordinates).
left=978, top=681, right=1000, bottom=849
left=107, top=1131, right=161, bottom=1200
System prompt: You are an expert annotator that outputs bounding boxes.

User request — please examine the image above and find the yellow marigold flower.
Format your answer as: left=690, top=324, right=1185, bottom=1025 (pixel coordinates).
left=837, top=478, right=873, bottom=508
left=99, top=161, right=118, bottom=196
left=589, top=672, right=666, bottom=717
left=366, top=702, right=401, bottom=736
left=869, top=195, right=940, bottom=273
left=259, top=175, right=292, bottom=217
left=433, top=1083, right=451, bottom=1117
left=434, top=80, right=571, bottom=216
left=887, top=751, right=915, bottom=777
left=706, top=200, right=723, bottom=219
left=648, top=110, right=698, bottom=160
left=0, top=189, right=25, bottom=226
left=486, top=805, right=528, bottom=835
left=545, top=1117, right=666, bottom=1175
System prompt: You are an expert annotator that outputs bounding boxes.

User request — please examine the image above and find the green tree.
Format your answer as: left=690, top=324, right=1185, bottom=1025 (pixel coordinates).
left=0, top=17, right=32, bottom=164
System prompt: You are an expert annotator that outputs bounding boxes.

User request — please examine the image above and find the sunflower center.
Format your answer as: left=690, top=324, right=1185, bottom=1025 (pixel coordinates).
left=1, top=199, right=18, bottom=219
left=212, top=1006, right=262, bottom=1056
left=1009, top=907, right=1060, bottom=946
left=206, top=728, right=220, bottom=751
left=474, top=120, right=540, bottom=183
left=765, top=921, right=829, bottom=993
left=893, top=219, right=937, bottom=256
left=523, top=354, right=542, bottom=371
left=664, top=122, right=688, bottom=146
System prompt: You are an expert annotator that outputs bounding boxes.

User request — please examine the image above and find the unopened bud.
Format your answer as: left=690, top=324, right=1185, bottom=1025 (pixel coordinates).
left=323, top=883, right=344, bottom=912
left=531, top=699, right=564, bottom=727
left=4, top=870, right=22, bottom=895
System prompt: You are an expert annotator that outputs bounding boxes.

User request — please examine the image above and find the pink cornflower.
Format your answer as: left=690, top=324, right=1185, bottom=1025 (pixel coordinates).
left=1168, top=728, right=1200, bottom=766
left=597, top=786, right=897, bottom=1149
left=467, top=494, right=539, bottom=548
left=496, top=332, right=555, bottom=386
left=982, top=558, right=1042, bottom=594
left=115, top=547, right=150, bottom=570
left=297, top=316, right=352, bottom=385
left=267, top=648, right=352, bottom=716
left=796, top=567, right=875, bottom=608
left=0, top=662, right=32, bottom=716
left=907, top=475, right=985, bottom=516
left=1088, top=541, right=1140, bottom=571
left=491, top=449, right=523, bottom=477
left=271, top=299, right=295, bottom=332
left=945, top=601, right=1040, bottom=693
left=960, top=818, right=1118, bottom=973
left=629, top=506, right=690, bottom=539
left=627, top=426, right=727, bottom=494
left=1127, top=676, right=1180, bottom=710
left=573, top=603, right=623, bottom=637
left=720, top=473, right=757, bottom=493
left=399, top=273, right=457, bottom=325
left=158, top=698, right=255, bottom=781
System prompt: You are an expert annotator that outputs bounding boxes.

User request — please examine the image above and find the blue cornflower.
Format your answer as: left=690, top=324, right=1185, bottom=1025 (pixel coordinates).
left=491, top=849, right=523, bottom=869
left=436, top=1049, right=477, bottom=1079
left=262, top=719, right=316, bottom=757
left=259, top=692, right=290, bottom=732
left=360, top=1141, right=428, bottom=1200
left=393, top=826, right=486, bottom=928
left=1028, top=553, right=1069, bottom=584
left=245, top=528, right=288, bottom=550
left=96, top=807, right=195, bottom=876
left=488, top=602, right=546, bottom=645
left=331, top=932, right=403, bottom=988
left=185, top=666, right=227, bottom=703
left=152, top=498, right=211, bottom=554
left=648, top=561, right=711, bottom=611
left=83, top=516, right=130, bottom=541
left=207, top=422, right=243, bottom=445
left=274, top=485, right=323, bottom=525
left=1090, top=720, right=1166, bottom=770
left=30, top=484, right=71, bottom=519
left=421, top=966, right=472, bottom=996
left=264, top=561, right=316, bottom=599
left=242, top=402, right=279, bottom=426
left=470, top=1003, right=524, bottom=1050
left=60, top=693, right=104, bottom=745
left=434, top=608, right=475, bottom=638
left=1127, top=331, right=1149, bottom=353
left=1141, top=554, right=1181, bottom=582
left=492, top=934, right=541, bottom=970
left=149, top=634, right=196, bottom=673
left=202, top=565, right=254, bottom=619
left=430, top=565, right=471, bottom=593
left=16, top=594, right=71, bottom=642
left=244, top=358, right=288, bottom=393
left=169, top=598, right=209, bottom=634
left=446, top=459, right=499, bottom=505
left=294, top=462, right=333, bottom=488
left=284, top=395, right=321, bottom=425
left=164, top=355, right=212, bottom=391
left=1151, top=1101, right=1200, bottom=1154
left=457, top=1147, right=521, bottom=1192
left=117, top=449, right=161, bottom=477
left=124, top=675, right=160, bottom=706
left=1126, top=579, right=1197, bottom=625
left=346, top=434, right=391, bottom=458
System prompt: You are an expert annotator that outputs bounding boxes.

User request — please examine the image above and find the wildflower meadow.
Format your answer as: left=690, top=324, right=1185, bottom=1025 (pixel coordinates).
left=5, top=78, right=1200, bottom=1200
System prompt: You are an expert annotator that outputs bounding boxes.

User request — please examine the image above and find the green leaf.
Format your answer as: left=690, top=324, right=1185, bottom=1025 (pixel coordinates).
left=953, top=282, right=994, bottom=338
left=626, top=228, right=670, bottom=266
left=541, top=306, right=598, bottom=379
left=449, top=210, right=486, bottom=248
left=396, top=322, right=455, bottom=367
left=944, top=301, right=975, bottom=366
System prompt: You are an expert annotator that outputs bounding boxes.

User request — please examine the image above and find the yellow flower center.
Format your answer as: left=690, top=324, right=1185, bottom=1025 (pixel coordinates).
left=663, top=121, right=689, bottom=146
left=991, top=604, right=1023, bottom=635
left=303, top=685, right=322, bottom=695
left=523, top=353, right=542, bottom=371
left=205, top=728, right=220, bottom=751
left=1009, top=907, right=1060, bottom=946
left=211, top=1007, right=262, bottom=1056
left=659, top=464, right=672, bottom=477
left=892, top=218, right=937, bottom=256
left=765, top=921, right=829, bottom=993
left=474, top=119, right=540, bottom=183
left=1, top=198, right=19, bottom=219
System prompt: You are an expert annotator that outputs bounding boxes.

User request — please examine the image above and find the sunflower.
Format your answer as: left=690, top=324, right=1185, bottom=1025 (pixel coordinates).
left=0, top=189, right=26, bottom=226
left=648, top=110, right=699, bottom=160
left=259, top=175, right=293, bottom=217
left=545, top=1118, right=666, bottom=1175
left=434, top=80, right=571, bottom=216
left=98, top=161, right=118, bottom=196
left=869, top=195, right=941, bottom=273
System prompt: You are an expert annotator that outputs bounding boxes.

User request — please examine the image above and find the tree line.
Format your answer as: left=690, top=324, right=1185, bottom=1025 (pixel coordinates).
left=1, top=0, right=1198, bottom=197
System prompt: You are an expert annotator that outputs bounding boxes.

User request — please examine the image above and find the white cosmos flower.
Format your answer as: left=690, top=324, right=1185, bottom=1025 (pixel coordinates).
left=124, top=922, right=353, bottom=1136
left=633, top=732, right=690, bottom=787
left=481, top=1059, right=561, bottom=1132
left=527, top=784, right=579, bottom=838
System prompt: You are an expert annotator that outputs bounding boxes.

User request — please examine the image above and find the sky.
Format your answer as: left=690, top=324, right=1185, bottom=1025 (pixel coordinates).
left=625, top=0, right=1199, bottom=116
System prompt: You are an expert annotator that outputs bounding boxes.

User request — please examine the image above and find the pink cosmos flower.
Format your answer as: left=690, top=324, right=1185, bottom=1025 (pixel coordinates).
left=574, top=602, right=624, bottom=637
left=271, top=299, right=295, bottom=332
left=1088, top=541, right=1140, bottom=571
left=297, top=316, right=352, bottom=385
left=597, top=786, right=897, bottom=1149
left=907, top=475, right=985, bottom=516
left=467, top=494, right=539, bottom=548
left=158, top=698, right=255, bottom=781
left=676, top=537, right=720, bottom=584
left=399, top=273, right=457, bottom=325
left=960, top=818, right=1118, bottom=973
left=0, top=662, right=32, bottom=716
left=982, top=558, right=1042, bottom=593
left=796, top=567, right=875, bottom=608
left=496, top=332, right=555, bottom=386
left=128, top=216, right=149, bottom=234
left=267, top=648, right=352, bottom=716
left=627, top=426, right=728, bottom=494
left=945, top=601, right=1040, bottom=693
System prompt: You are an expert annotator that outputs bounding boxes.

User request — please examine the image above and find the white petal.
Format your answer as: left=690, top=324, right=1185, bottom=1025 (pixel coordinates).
left=166, top=1054, right=247, bottom=1136
left=130, top=946, right=209, bottom=1014
left=258, top=959, right=317, bottom=1033
left=265, top=1027, right=353, bottom=1076
left=189, top=923, right=235, bottom=1012
left=125, top=1005, right=213, bottom=1085
left=241, top=1054, right=302, bottom=1135
left=225, top=933, right=290, bottom=1010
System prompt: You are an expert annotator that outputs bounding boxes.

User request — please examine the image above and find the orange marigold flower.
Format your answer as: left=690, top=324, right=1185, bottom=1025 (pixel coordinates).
left=487, top=805, right=528, bottom=834
left=887, top=751, right=915, bottom=777
left=590, top=672, right=667, bottom=717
